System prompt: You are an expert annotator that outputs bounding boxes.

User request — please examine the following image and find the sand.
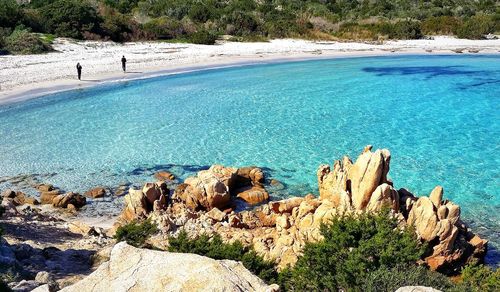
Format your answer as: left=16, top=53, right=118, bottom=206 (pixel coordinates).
left=0, top=36, right=499, bottom=104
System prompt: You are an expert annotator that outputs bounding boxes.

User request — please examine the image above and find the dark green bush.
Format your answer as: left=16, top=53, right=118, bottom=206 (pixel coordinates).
left=39, top=0, right=101, bottom=39
left=143, top=17, right=186, bottom=39
left=278, top=210, right=426, bottom=291
left=454, top=15, right=496, bottom=39
left=114, top=219, right=158, bottom=248
left=0, top=0, right=21, bottom=28
left=103, top=0, right=140, bottom=14
left=5, top=28, right=51, bottom=54
left=189, top=30, right=218, bottom=45
left=390, top=20, right=423, bottom=39
left=168, top=231, right=277, bottom=283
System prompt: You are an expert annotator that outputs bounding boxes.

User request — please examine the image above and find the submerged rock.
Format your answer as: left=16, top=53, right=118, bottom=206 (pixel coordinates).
left=60, top=242, right=278, bottom=292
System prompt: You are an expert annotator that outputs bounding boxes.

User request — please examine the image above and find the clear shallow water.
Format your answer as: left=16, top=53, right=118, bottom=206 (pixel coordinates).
left=0, top=55, right=499, bottom=264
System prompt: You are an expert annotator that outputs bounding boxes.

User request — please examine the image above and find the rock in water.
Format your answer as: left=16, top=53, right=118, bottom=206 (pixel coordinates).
left=84, top=187, right=106, bottom=199
left=60, top=242, right=278, bottom=292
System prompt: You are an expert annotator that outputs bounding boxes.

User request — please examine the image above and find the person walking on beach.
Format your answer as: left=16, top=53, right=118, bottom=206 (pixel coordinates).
left=121, top=55, right=127, bottom=72
left=76, top=62, right=82, bottom=80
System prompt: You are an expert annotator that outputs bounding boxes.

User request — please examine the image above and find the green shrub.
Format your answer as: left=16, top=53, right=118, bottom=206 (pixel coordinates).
left=143, top=17, right=186, bottom=39
left=103, top=0, right=140, bottom=14
left=39, top=0, right=101, bottom=39
left=453, top=264, right=500, bottom=292
left=168, top=231, right=277, bottom=283
left=422, top=16, right=460, bottom=35
left=278, top=210, right=426, bottom=291
left=5, top=29, right=51, bottom=54
left=390, top=20, right=423, bottom=39
left=454, top=15, right=496, bottom=39
left=188, top=30, right=218, bottom=45
left=114, top=219, right=158, bottom=248
left=361, top=264, right=454, bottom=291
left=0, top=0, right=21, bottom=28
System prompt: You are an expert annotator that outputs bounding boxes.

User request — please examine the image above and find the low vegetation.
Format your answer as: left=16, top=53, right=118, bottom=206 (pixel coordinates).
left=278, top=210, right=429, bottom=290
left=0, top=0, right=499, bottom=54
left=168, top=231, right=278, bottom=283
left=114, top=219, right=158, bottom=248
left=163, top=210, right=498, bottom=291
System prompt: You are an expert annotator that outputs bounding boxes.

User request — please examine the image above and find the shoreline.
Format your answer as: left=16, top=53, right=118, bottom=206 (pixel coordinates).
left=1, top=37, right=499, bottom=105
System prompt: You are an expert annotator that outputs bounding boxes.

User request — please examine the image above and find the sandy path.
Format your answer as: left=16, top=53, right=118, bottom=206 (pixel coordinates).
left=0, top=36, right=499, bottom=104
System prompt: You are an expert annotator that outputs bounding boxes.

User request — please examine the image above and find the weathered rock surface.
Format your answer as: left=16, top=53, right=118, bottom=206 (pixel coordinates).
left=60, top=242, right=278, bottom=292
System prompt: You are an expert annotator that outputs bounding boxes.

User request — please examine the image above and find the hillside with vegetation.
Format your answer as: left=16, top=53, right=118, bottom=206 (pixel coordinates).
left=0, top=0, right=499, bottom=52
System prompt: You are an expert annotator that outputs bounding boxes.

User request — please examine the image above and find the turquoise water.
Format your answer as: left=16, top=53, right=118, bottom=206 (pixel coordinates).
left=0, top=55, right=499, bottom=263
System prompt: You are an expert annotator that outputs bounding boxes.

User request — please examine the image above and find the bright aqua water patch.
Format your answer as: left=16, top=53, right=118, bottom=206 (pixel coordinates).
left=0, top=55, right=499, bottom=264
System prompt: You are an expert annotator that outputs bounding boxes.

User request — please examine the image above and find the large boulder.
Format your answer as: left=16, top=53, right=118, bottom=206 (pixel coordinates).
left=236, top=186, right=269, bottom=205
left=349, top=147, right=391, bottom=210
left=52, top=192, right=86, bottom=209
left=173, top=165, right=237, bottom=210
left=60, top=242, right=278, bottom=292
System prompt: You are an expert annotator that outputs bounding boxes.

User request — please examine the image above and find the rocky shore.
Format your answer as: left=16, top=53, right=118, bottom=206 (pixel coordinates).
left=0, top=146, right=490, bottom=291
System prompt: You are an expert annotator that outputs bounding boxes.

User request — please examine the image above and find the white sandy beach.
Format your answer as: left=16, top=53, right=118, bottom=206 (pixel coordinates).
left=0, top=36, right=499, bottom=104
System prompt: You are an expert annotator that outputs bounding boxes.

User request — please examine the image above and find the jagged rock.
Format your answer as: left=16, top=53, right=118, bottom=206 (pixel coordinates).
left=445, top=202, right=460, bottom=225
left=429, top=186, right=443, bottom=208
left=317, top=156, right=352, bottom=206
left=121, top=188, right=148, bottom=222
left=349, top=147, right=391, bottom=210
left=408, top=196, right=439, bottom=241
left=236, top=186, right=269, bottom=204
left=84, top=187, right=106, bottom=199
left=52, top=193, right=86, bottom=209
left=60, top=242, right=277, bottom=292
left=39, top=190, right=60, bottom=204
left=154, top=171, right=175, bottom=181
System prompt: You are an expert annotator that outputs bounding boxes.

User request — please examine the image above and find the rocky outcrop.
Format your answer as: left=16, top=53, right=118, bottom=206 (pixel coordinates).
left=173, top=165, right=237, bottom=210
left=317, top=145, right=392, bottom=211
left=60, top=242, right=278, bottom=292
left=120, top=181, right=169, bottom=222
left=115, top=146, right=487, bottom=274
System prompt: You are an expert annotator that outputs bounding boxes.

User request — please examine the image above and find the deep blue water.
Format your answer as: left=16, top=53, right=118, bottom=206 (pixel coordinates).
left=0, top=55, right=498, bottom=264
